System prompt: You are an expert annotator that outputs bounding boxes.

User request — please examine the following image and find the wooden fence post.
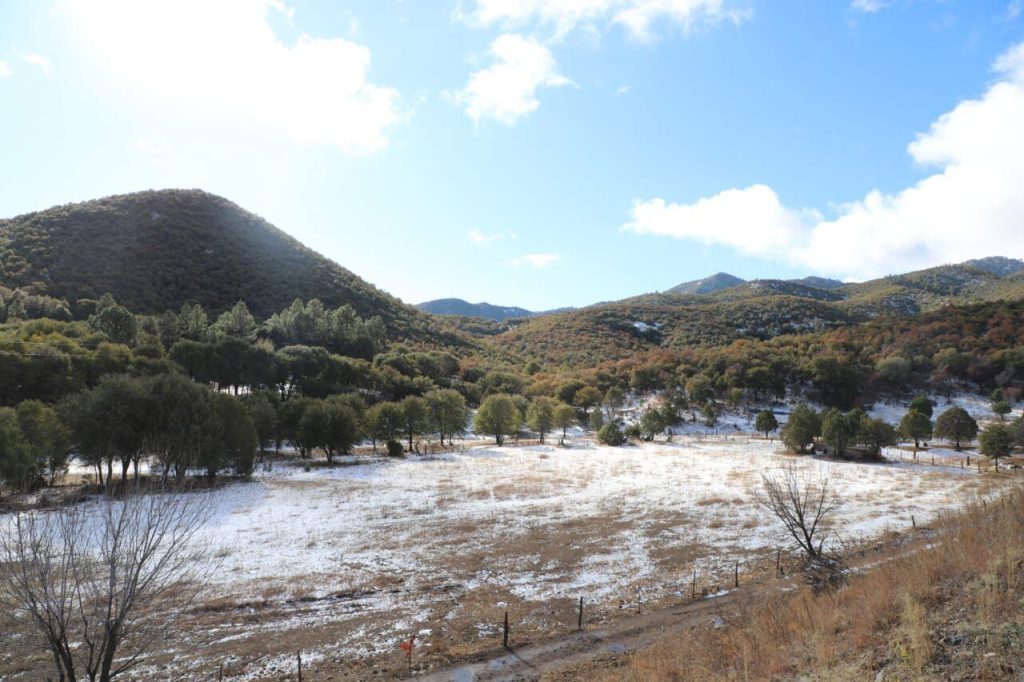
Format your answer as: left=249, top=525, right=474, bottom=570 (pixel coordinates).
left=297, top=651, right=302, bottom=682
left=734, top=561, right=739, bottom=588
left=776, top=548, right=781, bottom=577
left=692, top=569, right=696, bottom=599
left=911, top=515, right=916, bottom=529
left=503, top=610, right=509, bottom=649
left=578, top=596, right=584, bottom=631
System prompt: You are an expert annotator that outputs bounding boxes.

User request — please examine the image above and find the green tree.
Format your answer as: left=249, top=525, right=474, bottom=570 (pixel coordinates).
left=16, top=400, right=69, bottom=486
left=60, top=375, right=149, bottom=486
left=475, top=394, right=520, bottom=446
left=573, top=386, right=603, bottom=416
left=553, top=402, right=575, bottom=445
left=298, top=400, right=360, bottom=464
left=168, top=339, right=209, bottom=381
left=755, top=410, right=779, bottom=439
left=199, top=393, right=259, bottom=477
left=178, top=302, right=209, bottom=341
left=143, top=373, right=210, bottom=482
left=425, top=389, right=469, bottom=446
left=1014, top=415, right=1024, bottom=450
left=527, top=396, right=558, bottom=444
left=597, top=422, right=626, bottom=446
left=556, top=380, right=586, bottom=405
left=399, top=395, right=429, bottom=452
left=0, top=408, right=33, bottom=492
left=702, top=402, right=718, bottom=428
left=934, top=406, right=979, bottom=450
left=639, top=410, right=665, bottom=441
left=212, top=301, right=258, bottom=341
left=874, top=356, right=912, bottom=392
left=366, top=401, right=403, bottom=451
left=782, top=404, right=820, bottom=454
left=898, top=409, right=932, bottom=449
left=821, top=408, right=856, bottom=456
left=87, top=295, right=137, bottom=345
left=992, top=400, right=1012, bottom=421
left=979, top=423, right=1015, bottom=471
left=276, top=396, right=312, bottom=456
left=810, top=355, right=862, bottom=410
left=686, top=374, right=714, bottom=405
left=603, top=386, right=625, bottom=417
left=859, top=418, right=897, bottom=457
left=909, top=395, right=934, bottom=419
left=244, top=390, right=280, bottom=454
left=589, top=408, right=604, bottom=431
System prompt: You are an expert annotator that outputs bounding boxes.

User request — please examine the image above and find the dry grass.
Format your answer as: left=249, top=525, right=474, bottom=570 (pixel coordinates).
left=602, top=484, right=1024, bottom=681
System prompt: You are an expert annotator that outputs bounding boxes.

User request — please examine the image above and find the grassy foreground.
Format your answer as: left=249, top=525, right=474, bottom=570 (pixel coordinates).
left=599, top=484, right=1024, bottom=681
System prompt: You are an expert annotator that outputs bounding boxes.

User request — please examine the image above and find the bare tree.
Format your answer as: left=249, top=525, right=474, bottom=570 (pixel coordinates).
left=0, top=488, right=212, bottom=681
left=756, top=463, right=841, bottom=561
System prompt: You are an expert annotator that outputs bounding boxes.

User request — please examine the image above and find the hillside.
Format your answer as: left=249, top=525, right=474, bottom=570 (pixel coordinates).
left=963, top=256, right=1024, bottom=277
left=666, top=272, right=744, bottom=295
left=789, top=275, right=845, bottom=289
left=417, top=298, right=534, bottom=321
left=835, top=263, right=1020, bottom=315
left=0, top=190, right=443, bottom=339
left=490, top=261, right=1024, bottom=367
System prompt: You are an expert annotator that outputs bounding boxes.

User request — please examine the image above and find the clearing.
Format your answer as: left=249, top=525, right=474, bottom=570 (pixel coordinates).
left=1, top=436, right=1007, bottom=680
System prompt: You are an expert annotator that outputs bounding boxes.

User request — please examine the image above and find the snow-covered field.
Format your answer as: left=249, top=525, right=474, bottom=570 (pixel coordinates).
left=111, top=436, right=1001, bottom=677
left=6, top=436, right=1013, bottom=680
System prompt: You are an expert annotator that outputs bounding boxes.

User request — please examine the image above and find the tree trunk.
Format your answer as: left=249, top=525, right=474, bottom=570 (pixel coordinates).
left=99, top=622, right=121, bottom=682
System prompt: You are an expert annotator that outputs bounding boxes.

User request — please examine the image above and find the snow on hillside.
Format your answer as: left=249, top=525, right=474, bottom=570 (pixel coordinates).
left=868, top=393, right=1022, bottom=426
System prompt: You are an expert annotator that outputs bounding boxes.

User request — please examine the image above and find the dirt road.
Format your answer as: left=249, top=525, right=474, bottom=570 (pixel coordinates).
left=416, top=588, right=751, bottom=682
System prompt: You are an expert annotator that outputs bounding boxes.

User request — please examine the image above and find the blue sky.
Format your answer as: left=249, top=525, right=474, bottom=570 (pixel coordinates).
left=1, top=1, right=1023, bottom=311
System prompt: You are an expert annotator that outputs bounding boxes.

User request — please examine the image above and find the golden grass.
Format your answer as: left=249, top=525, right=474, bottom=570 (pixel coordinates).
left=603, top=484, right=1024, bottom=681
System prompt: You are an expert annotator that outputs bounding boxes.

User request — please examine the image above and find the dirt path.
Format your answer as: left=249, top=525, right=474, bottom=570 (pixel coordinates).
left=416, top=588, right=752, bottom=682
left=412, top=524, right=954, bottom=682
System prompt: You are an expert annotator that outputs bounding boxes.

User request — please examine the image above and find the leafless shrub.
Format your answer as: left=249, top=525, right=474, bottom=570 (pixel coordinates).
left=755, top=463, right=841, bottom=562
left=0, top=486, right=212, bottom=681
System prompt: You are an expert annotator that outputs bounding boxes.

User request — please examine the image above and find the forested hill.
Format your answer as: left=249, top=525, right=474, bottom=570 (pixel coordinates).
left=490, top=262, right=1024, bottom=367
left=0, top=189, right=425, bottom=330
left=417, top=298, right=536, bottom=321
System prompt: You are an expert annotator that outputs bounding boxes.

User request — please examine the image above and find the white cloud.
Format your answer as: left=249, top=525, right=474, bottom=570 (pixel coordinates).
left=22, top=53, right=51, bottom=76
left=850, top=0, right=889, bottom=13
left=459, top=0, right=750, bottom=42
left=623, top=185, right=818, bottom=258
left=1008, top=0, right=1022, bottom=21
left=0, top=62, right=12, bottom=77
left=62, top=0, right=401, bottom=154
left=615, top=84, right=631, bottom=96
left=623, top=42, right=1024, bottom=280
left=469, top=228, right=501, bottom=243
left=511, top=253, right=562, bottom=268
left=452, top=33, right=571, bottom=124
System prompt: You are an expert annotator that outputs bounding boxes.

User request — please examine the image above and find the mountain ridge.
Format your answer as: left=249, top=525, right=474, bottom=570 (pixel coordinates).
left=0, top=189, right=463, bottom=345
left=417, top=298, right=536, bottom=322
